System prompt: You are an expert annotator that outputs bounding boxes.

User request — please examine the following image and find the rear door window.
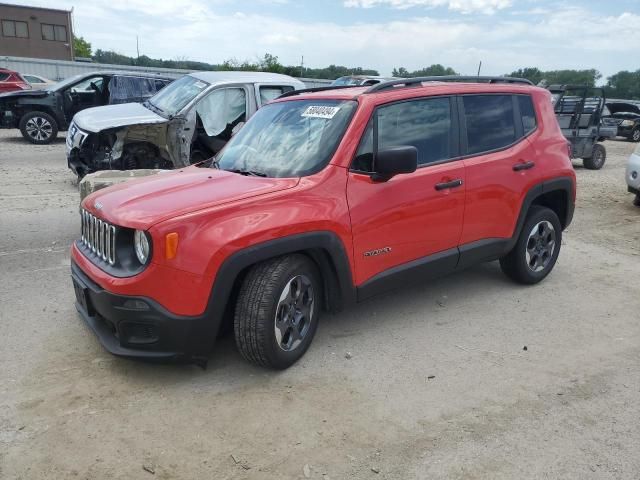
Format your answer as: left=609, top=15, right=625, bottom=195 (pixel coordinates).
left=462, top=95, right=516, bottom=155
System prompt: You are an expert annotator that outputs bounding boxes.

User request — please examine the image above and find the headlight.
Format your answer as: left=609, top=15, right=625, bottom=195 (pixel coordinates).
left=621, top=120, right=634, bottom=127
left=134, top=230, right=150, bottom=264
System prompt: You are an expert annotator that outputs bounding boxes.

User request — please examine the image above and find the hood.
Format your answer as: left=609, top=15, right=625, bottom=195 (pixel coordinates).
left=0, top=89, right=49, bottom=100
left=73, top=102, right=167, bottom=133
left=606, top=102, right=640, bottom=116
left=83, top=167, right=299, bottom=229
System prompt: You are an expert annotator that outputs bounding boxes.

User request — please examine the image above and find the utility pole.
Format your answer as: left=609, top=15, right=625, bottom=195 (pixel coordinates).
left=136, top=36, right=140, bottom=63
left=300, top=55, right=304, bottom=78
left=477, top=60, right=482, bottom=77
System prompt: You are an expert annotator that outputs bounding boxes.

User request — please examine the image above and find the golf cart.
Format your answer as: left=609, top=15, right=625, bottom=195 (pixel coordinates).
left=548, top=85, right=613, bottom=170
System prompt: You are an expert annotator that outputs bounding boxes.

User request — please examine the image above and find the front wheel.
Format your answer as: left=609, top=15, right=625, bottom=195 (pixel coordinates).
left=631, top=128, right=640, bottom=143
left=583, top=143, right=606, bottom=170
left=234, top=255, right=322, bottom=369
left=500, top=206, right=562, bottom=285
left=19, top=111, right=58, bottom=145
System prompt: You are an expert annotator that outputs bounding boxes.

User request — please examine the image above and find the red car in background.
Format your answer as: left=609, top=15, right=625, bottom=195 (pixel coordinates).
left=0, top=68, right=31, bottom=93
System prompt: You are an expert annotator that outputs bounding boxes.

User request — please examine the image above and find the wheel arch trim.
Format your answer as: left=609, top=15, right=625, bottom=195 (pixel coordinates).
left=510, top=176, right=575, bottom=251
left=202, top=231, right=356, bottom=336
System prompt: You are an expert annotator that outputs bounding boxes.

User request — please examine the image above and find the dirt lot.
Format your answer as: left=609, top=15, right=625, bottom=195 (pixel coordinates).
left=1, top=129, right=639, bottom=480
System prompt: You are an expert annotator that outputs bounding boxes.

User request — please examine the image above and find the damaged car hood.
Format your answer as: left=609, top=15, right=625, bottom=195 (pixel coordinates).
left=0, top=89, right=50, bottom=100
left=73, top=102, right=167, bottom=133
left=83, top=167, right=300, bottom=229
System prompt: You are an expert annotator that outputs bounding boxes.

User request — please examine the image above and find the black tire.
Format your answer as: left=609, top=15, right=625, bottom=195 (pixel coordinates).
left=234, top=254, right=322, bottom=369
left=500, top=206, right=562, bottom=285
left=19, top=111, right=58, bottom=145
left=633, top=194, right=640, bottom=207
left=631, top=128, right=640, bottom=143
left=583, top=143, right=606, bottom=170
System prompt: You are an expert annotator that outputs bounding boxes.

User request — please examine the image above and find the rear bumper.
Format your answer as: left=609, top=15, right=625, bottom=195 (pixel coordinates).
left=71, top=261, right=217, bottom=364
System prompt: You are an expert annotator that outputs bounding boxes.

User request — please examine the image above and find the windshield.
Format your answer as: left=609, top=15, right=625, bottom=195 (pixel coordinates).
left=331, top=76, right=362, bottom=86
left=214, top=99, right=357, bottom=178
left=46, top=72, right=92, bottom=92
left=146, top=75, right=209, bottom=117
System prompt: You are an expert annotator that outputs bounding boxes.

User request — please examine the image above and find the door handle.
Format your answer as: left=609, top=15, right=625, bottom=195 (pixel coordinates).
left=434, top=179, right=463, bottom=191
left=513, top=161, right=535, bottom=171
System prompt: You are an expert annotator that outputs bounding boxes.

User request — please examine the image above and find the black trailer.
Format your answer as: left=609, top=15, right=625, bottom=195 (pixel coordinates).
left=548, top=85, right=610, bottom=170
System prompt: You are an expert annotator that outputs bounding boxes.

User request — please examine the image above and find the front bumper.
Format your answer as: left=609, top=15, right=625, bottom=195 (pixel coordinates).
left=618, top=125, right=635, bottom=138
left=627, top=153, right=640, bottom=193
left=71, top=261, right=216, bottom=364
left=1, top=109, right=14, bottom=128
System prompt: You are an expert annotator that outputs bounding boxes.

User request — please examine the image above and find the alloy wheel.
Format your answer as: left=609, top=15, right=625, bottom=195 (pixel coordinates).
left=633, top=129, right=640, bottom=142
left=25, top=116, right=53, bottom=142
left=274, top=275, right=314, bottom=352
left=525, top=220, right=556, bottom=272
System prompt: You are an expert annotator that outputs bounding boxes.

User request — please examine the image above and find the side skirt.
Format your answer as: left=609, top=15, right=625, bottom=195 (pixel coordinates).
left=356, top=238, right=511, bottom=302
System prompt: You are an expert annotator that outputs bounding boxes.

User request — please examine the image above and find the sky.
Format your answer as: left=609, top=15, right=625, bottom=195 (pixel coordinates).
left=6, top=0, right=640, bottom=79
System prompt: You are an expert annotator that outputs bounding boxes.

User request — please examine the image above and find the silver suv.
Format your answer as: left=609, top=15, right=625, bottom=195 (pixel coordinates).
left=627, top=142, right=640, bottom=206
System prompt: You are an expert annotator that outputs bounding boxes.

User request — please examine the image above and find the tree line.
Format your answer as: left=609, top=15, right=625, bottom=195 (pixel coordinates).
left=73, top=37, right=639, bottom=100
left=392, top=65, right=640, bottom=100
left=76, top=38, right=378, bottom=81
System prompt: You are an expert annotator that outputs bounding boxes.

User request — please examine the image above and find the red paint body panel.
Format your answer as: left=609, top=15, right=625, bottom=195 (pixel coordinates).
left=0, top=68, right=30, bottom=93
left=347, top=163, right=465, bottom=285
left=74, top=82, right=576, bottom=319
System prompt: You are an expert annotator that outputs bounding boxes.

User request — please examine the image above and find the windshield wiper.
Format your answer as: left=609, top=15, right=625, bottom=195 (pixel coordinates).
left=227, top=168, right=268, bottom=177
left=144, top=99, right=165, bottom=116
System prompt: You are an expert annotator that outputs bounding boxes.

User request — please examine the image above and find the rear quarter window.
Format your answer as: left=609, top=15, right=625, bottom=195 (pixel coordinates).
left=517, top=95, right=537, bottom=135
left=0, top=73, right=10, bottom=82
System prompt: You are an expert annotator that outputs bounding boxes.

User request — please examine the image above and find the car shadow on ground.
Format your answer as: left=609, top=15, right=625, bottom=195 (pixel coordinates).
left=2, top=135, right=66, bottom=145
left=102, top=260, right=518, bottom=382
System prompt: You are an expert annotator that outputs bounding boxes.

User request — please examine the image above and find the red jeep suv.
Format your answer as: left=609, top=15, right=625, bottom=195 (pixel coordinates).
left=71, top=76, right=576, bottom=369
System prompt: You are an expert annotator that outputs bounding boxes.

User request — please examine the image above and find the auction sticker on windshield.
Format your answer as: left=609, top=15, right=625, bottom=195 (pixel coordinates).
left=302, top=105, right=341, bottom=119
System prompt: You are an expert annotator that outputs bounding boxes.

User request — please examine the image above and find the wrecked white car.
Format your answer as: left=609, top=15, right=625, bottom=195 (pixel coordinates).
left=66, top=71, right=304, bottom=177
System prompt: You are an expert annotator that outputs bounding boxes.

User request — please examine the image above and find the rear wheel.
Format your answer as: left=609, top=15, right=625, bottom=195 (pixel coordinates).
left=583, top=143, right=606, bottom=170
left=234, top=255, right=321, bottom=369
left=500, top=206, right=562, bottom=285
left=19, top=111, right=58, bottom=144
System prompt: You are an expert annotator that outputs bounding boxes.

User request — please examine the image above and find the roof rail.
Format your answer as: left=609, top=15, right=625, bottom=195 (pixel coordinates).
left=278, top=85, right=362, bottom=99
left=365, top=75, right=533, bottom=93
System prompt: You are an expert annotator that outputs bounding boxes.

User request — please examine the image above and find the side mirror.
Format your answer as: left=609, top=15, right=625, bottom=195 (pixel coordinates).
left=372, top=146, right=418, bottom=182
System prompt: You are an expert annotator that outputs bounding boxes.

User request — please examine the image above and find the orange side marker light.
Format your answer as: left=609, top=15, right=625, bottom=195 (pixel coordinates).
left=165, top=232, right=179, bottom=259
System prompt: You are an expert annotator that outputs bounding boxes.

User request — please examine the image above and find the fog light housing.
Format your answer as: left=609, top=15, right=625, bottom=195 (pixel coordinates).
left=122, top=299, right=150, bottom=311
left=121, top=322, right=159, bottom=345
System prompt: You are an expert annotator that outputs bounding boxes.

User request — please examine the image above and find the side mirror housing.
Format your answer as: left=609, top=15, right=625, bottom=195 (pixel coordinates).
left=372, top=146, right=418, bottom=182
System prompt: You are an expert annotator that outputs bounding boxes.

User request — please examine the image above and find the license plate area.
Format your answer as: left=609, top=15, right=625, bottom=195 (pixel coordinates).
left=73, top=279, right=94, bottom=316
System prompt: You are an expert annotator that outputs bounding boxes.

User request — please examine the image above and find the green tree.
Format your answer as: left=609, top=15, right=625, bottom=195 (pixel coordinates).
left=392, top=64, right=458, bottom=78
left=73, top=36, right=92, bottom=58
left=508, top=67, right=544, bottom=85
left=508, top=68, right=601, bottom=87
left=605, top=69, right=640, bottom=100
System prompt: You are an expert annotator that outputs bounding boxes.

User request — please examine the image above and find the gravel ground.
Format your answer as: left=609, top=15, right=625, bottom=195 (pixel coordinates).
left=1, top=129, right=639, bottom=480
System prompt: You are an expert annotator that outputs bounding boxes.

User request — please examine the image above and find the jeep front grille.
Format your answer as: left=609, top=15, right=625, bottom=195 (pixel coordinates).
left=80, top=209, right=117, bottom=265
